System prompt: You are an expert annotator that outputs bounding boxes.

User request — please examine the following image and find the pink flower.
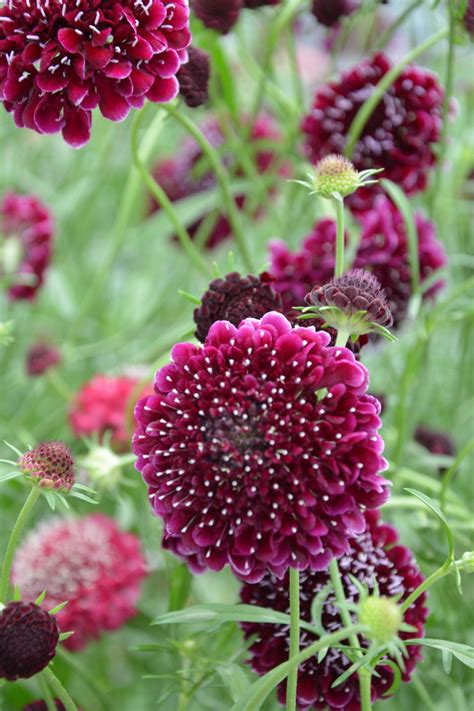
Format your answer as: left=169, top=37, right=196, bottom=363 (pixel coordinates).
left=0, top=1, right=191, bottom=148
left=1, top=192, right=53, bottom=301
left=133, top=312, right=389, bottom=582
left=13, top=514, right=147, bottom=651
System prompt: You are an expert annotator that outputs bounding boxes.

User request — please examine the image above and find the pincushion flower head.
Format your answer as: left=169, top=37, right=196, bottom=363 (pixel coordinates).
left=0, top=192, right=53, bottom=301
left=13, top=514, right=147, bottom=651
left=311, top=0, right=358, bottom=27
left=26, top=341, right=61, bottom=377
left=0, top=602, right=59, bottom=681
left=133, top=312, right=389, bottom=583
left=0, top=1, right=191, bottom=148
left=18, top=441, right=75, bottom=492
left=240, top=510, right=427, bottom=710
left=301, top=53, right=444, bottom=211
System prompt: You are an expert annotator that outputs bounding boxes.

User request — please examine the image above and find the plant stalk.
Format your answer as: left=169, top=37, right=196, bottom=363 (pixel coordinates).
left=286, top=567, right=300, bottom=711
left=334, top=197, right=345, bottom=278
left=42, top=666, right=78, bottom=711
left=1, top=486, right=41, bottom=602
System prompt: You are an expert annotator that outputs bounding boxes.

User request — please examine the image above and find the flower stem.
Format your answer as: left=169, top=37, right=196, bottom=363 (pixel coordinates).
left=0, top=486, right=41, bottom=602
left=335, top=329, right=351, bottom=348
left=400, top=560, right=452, bottom=614
left=359, top=668, right=372, bottom=711
left=286, top=567, right=300, bottom=711
left=38, top=674, right=56, bottom=711
left=333, top=197, right=345, bottom=278
left=344, top=27, right=449, bottom=159
left=42, top=666, right=78, bottom=711
left=375, top=0, right=420, bottom=50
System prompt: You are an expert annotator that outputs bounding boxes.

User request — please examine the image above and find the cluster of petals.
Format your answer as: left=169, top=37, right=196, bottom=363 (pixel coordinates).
left=311, top=0, right=358, bottom=28
left=0, top=192, right=53, bottom=301
left=192, top=0, right=279, bottom=34
left=0, top=1, right=191, bottom=148
left=301, top=53, right=444, bottom=211
left=270, top=196, right=447, bottom=327
left=240, top=510, right=427, bottom=710
left=133, top=312, right=389, bottom=583
left=13, top=514, right=147, bottom=651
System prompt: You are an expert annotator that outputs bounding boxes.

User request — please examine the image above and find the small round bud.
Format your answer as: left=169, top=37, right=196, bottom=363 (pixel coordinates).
left=18, top=441, right=75, bottom=493
left=178, top=46, right=210, bottom=108
left=358, top=595, right=402, bottom=645
left=80, top=445, right=124, bottom=491
left=313, top=154, right=360, bottom=198
left=0, top=602, right=59, bottom=680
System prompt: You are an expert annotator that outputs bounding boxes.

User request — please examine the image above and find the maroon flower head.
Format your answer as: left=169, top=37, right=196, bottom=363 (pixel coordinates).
left=194, top=272, right=283, bottom=342
left=240, top=510, right=427, bottom=710
left=177, top=46, right=210, bottom=108
left=13, top=514, right=147, bottom=651
left=464, top=0, right=474, bottom=35
left=26, top=341, right=61, bottom=377
left=18, top=441, right=75, bottom=492
left=133, top=312, right=389, bottom=583
left=301, top=53, right=444, bottom=211
left=311, top=0, right=358, bottom=27
left=1, top=192, right=53, bottom=301
left=244, top=0, right=280, bottom=7
left=0, top=602, right=59, bottom=681
left=23, top=702, right=66, bottom=711
left=270, top=196, right=447, bottom=327
left=192, top=0, right=243, bottom=34
left=0, top=1, right=191, bottom=148
left=414, top=425, right=456, bottom=475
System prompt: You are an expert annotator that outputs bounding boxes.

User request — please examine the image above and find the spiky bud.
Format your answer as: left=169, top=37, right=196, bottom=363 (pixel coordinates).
left=359, top=595, right=403, bottom=645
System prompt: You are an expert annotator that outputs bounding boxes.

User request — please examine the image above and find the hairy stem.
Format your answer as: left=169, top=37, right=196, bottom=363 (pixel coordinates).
left=286, top=568, right=300, bottom=711
left=1, top=486, right=41, bottom=602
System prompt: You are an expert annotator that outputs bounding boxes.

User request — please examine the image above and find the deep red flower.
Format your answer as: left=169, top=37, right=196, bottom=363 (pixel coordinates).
left=26, top=341, right=61, bottom=377
left=194, top=272, right=283, bottom=342
left=0, top=602, right=59, bottom=681
left=133, top=312, right=389, bottom=583
left=311, top=0, right=358, bottom=27
left=18, top=441, right=75, bottom=493
left=13, top=514, right=147, bottom=651
left=192, top=0, right=242, bottom=33
left=23, top=702, right=66, bottom=711
left=0, top=1, right=191, bottom=148
left=414, top=425, right=455, bottom=475
left=177, top=46, right=210, bottom=108
left=150, top=115, right=281, bottom=248
left=464, top=0, right=474, bottom=34
left=301, top=53, right=444, bottom=211
left=1, top=192, right=53, bottom=301
left=244, top=0, right=280, bottom=7
left=241, top=510, right=427, bottom=710
left=270, top=196, right=447, bottom=327
left=68, top=374, right=138, bottom=450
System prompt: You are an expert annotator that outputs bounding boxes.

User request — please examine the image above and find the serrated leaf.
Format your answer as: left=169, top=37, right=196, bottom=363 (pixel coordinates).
left=216, top=663, right=250, bottom=702
left=404, top=488, right=454, bottom=562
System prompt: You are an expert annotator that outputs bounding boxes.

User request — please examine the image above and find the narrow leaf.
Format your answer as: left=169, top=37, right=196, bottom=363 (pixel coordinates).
left=404, top=488, right=454, bottom=561
left=217, top=663, right=250, bottom=702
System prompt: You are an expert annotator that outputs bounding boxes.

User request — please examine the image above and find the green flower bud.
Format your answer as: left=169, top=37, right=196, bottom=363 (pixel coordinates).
left=358, top=595, right=402, bottom=645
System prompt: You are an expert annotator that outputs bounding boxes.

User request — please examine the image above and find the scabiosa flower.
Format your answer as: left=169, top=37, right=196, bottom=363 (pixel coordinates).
left=18, top=441, right=75, bottom=492
left=13, top=514, right=147, bottom=651
left=311, top=0, right=358, bottom=27
left=240, top=510, right=427, bottom=710
left=0, top=602, right=59, bottom=681
left=133, top=312, right=389, bottom=583
left=414, top=425, right=455, bottom=475
left=0, top=192, right=53, bottom=301
left=192, top=0, right=243, bottom=34
left=301, top=53, right=444, bottom=211
left=270, top=196, right=447, bottom=327
left=0, top=1, right=191, bottom=148
left=194, top=272, right=283, bottom=342
left=26, top=341, right=61, bottom=377
left=151, top=115, right=281, bottom=248
left=177, top=46, right=210, bottom=108
left=68, top=374, right=138, bottom=451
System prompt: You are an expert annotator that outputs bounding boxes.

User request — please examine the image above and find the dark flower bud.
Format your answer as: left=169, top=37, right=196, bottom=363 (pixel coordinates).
left=192, top=0, right=243, bottom=34
left=178, top=47, right=210, bottom=108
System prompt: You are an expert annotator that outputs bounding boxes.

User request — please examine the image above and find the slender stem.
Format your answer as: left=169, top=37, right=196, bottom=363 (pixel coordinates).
left=162, top=104, right=253, bottom=272
left=42, top=666, right=78, bottom=711
left=375, top=0, right=420, bottom=49
left=359, top=669, right=372, bottom=711
left=286, top=568, right=300, bottom=711
left=440, top=439, right=474, bottom=512
left=46, top=370, right=72, bottom=401
left=335, top=329, right=351, bottom=348
left=334, top=197, right=345, bottom=278
left=38, top=675, right=56, bottom=711
left=400, top=560, right=451, bottom=614
left=1, top=487, right=41, bottom=602
left=57, top=646, right=109, bottom=711
left=344, top=27, right=449, bottom=159
left=130, top=109, right=209, bottom=278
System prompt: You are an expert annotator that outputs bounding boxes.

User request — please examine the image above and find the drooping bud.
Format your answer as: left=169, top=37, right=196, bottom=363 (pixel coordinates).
left=178, top=46, right=210, bottom=108
left=18, top=441, right=75, bottom=493
left=358, top=595, right=402, bottom=645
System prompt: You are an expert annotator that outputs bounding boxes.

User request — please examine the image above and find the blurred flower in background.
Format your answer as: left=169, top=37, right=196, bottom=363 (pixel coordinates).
left=25, top=341, right=62, bottom=377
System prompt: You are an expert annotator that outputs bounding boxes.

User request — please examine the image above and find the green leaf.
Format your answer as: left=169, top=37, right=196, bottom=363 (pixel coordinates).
left=442, top=648, right=453, bottom=674
left=50, top=601, right=69, bottom=615
left=178, top=289, right=201, bottom=305
left=331, top=644, right=378, bottom=688
left=379, top=660, right=402, bottom=697
left=310, top=584, right=332, bottom=635
left=381, top=179, right=420, bottom=295
left=59, top=631, right=75, bottom=642
left=168, top=564, right=193, bottom=613
left=45, top=492, right=56, bottom=510
left=404, top=488, right=454, bottom=562
left=0, top=470, right=21, bottom=483
left=70, top=491, right=98, bottom=505
left=216, top=663, right=250, bottom=702
left=406, top=639, right=474, bottom=669
left=35, top=590, right=47, bottom=606
left=3, top=440, right=23, bottom=457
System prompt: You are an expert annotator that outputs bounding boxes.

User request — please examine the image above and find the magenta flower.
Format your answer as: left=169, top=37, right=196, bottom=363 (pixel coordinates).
left=1, top=192, right=53, bottom=301
left=240, top=510, right=427, bottom=710
left=301, top=53, right=444, bottom=211
left=26, top=341, right=61, bottom=377
left=13, top=514, right=147, bottom=651
left=0, top=1, right=191, bottom=148
left=270, top=196, right=447, bottom=327
left=133, top=312, right=388, bottom=583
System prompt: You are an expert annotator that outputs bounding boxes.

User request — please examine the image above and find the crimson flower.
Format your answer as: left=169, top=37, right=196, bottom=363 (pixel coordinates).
left=240, top=510, right=427, bottom=710
left=26, top=341, right=61, bottom=377
left=0, top=1, right=191, bottom=148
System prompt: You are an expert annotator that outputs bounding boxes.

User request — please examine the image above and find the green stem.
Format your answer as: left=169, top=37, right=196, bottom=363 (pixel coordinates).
left=334, top=197, right=345, bottom=278
left=375, top=0, right=420, bottom=49
left=344, top=27, right=449, bottom=159
left=57, top=646, right=109, bottom=711
left=162, top=104, right=253, bottom=272
left=359, top=669, right=372, bottom=711
left=42, top=666, right=78, bottom=711
left=130, top=109, right=209, bottom=278
left=335, top=329, right=351, bottom=348
left=1, top=487, right=41, bottom=602
left=400, top=560, right=451, bottom=614
left=286, top=568, right=300, bottom=711
left=38, top=675, right=56, bottom=711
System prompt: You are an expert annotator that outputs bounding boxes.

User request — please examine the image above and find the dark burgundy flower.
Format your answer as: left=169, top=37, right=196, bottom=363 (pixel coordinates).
left=1, top=192, right=53, bottom=301
left=301, top=53, right=444, bottom=211
left=464, top=0, right=474, bottom=35
left=18, top=441, right=75, bottom=493
left=244, top=0, right=280, bottom=7
left=0, top=602, right=59, bottom=681
left=23, top=702, right=66, bottom=711
left=240, top=510, right=427, bottom=710
left=414, top=425, right=456, bottom=475
left=311, top=0, right=358, bottom=27
left=151, top=115, right=281, bottom=248
left=192, top=0, right=243, bottom=34
left=177, top=46, right=210, bottom=108
left=194, top=272, right=283, bottom=342
left=13, top=514, right=147, bottom=652
left=270, top=196, right=447, bottom=327
left=133, top=312, right=389, bottom=583
left=0, top=1, right=191, bottom=148
left=26, top=341, right=61, bottom=377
